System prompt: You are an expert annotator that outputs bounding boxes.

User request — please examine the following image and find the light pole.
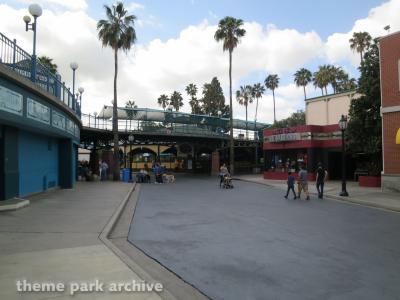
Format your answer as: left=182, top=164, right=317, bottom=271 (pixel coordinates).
left=23, top=3, right=42, bottom=82
left=128, top=134, right=134, bottom=181
left=78, top=86, right=84, bottom=113
left=70, top=62, right=78, bottom=94
left=94, top=112, right=97, bottom=128
left=339, top=115, right=349, bottom=196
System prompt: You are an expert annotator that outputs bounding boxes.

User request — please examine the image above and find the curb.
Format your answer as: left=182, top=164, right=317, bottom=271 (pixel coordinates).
left=98, top=183, right=177, bottom=300
left=234, top=178, right=400, bottom=213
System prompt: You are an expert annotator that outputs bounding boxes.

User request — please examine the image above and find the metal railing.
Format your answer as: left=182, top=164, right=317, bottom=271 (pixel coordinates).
left=0, top=32, right=80, bottom=116
left=81, top=113, right=260, bottom=140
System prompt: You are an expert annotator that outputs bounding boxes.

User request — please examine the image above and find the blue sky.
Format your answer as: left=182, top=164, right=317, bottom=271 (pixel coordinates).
left=0, top=0, right=397, bottom=122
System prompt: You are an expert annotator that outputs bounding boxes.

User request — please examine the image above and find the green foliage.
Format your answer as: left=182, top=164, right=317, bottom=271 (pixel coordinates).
left=38, top=56, right=58, bottom=74
left=294, top=68, right=312, bottom=99
left=214, top=17, right=246, bottom=53
left=170, top=91, right=184, bottom=111
left=186, top=83, right=202, bottom=114
left=269, top=111, right=306, bottom=129
left=157, top=94, right=169, bottom=110
left=201, top=77, right=229, bottom=116
left=349, top=32, right=372, bottom=63
left=346, top=40, right=382, bottom=175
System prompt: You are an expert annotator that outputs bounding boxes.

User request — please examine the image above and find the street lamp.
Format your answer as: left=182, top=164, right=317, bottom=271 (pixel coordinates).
left=23, top=3, right=42, bottom=82
left=78, top=86, right=84, bottom=112
left=70, top=62, right=78, bottom=95
left=338, top=115, right=349, bottom=196
left=94, top=111, right=97, bottom=128
left=128, top=134, right=134, bottom=181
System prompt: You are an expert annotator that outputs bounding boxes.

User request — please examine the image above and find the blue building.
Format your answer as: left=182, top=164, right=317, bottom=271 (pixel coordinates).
left=0, top=32, right=81, bottom=200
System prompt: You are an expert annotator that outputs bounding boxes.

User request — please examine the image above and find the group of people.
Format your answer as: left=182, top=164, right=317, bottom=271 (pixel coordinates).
left=136, top=163, right=164, bottom=183
left=284, top=163, right=328, bottom=200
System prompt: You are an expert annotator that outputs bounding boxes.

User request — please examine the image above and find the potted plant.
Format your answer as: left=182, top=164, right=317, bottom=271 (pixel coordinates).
left=359, top=161, right=381, bottom=187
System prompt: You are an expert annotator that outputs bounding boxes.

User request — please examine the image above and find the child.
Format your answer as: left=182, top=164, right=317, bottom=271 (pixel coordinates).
left=284, top=172, right=297, bottom=199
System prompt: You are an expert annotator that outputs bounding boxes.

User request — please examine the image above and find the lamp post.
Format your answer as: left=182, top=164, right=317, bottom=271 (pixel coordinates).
left=78, top=86, right=84, bottom=113
left=94, top=112, right=97, bottom=128
left=128, top=134, right=134, bottom=181
left=23, top=3, right=42, bottom=82
left=70, top=62, right=78, bottom=95
left=338, top=115, right=349, bottom=196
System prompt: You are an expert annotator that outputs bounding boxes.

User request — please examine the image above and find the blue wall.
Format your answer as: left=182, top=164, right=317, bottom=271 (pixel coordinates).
left=19, top=131, right=59, bottom=197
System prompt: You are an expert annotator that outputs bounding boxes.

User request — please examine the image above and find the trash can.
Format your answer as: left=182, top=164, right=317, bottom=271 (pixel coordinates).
left=122, top=168, right=130, bottom=182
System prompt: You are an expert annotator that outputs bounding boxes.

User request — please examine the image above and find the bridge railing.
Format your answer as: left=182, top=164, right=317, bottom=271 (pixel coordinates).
left=0, top=32, right=80, bottom=116
left=81, top=113, right=260, bottom=140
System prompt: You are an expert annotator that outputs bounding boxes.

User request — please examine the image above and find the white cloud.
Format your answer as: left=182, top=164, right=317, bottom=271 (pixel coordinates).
left=1, top=0, right=398, bottom=124
left=126, top=2, right=144, bottom=12
left=17, top=0, right=87, bottom=11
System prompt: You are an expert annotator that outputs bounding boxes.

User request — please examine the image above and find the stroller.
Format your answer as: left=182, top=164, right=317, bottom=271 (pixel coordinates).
left=222, top=174, right=234, bottom=189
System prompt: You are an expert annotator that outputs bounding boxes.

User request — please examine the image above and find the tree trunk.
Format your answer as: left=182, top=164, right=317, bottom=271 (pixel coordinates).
left=303, top=85, right=306, bottom=100
left=272, top=89, right=276, bottom=123
left=360, top=51, right=363, bottom=64
left=113, top=48, right=120, bottom=181
left=229, top=49, right=234, bottom=175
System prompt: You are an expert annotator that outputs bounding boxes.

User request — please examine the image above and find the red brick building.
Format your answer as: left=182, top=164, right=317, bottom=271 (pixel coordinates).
left=379, top=32, right=400, bottom=192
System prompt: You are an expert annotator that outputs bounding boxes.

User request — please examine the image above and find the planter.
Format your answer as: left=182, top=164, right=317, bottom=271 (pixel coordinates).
left=359, top=175, right=381, bottom=187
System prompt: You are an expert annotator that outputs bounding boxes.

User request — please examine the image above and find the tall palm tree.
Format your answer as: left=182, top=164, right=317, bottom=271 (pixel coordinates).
left=349, top=32, right=372, bottom=64
left=313, top=65, right=330, bottom=95
left=251, top=83, right=265, bottom=131
left=264, top=74, right=279, bottom=123
left=215, top=16, right=246, bottom=175
left=236, top=85, right=253, bottom=139
left=97, top=2, right=136, bottom=180
left=170, top=91, right=184, bottom=111
left=185, top=83, right=201, bottom=114
left=38, top=56, right=58, bottom=74
left=328, top=66, right=348, bottom=93
left=157, top=94, right=169, bottom=110
left=125, top=100, right=137, bottom=130
left=294, top=68, right=312, bottom=100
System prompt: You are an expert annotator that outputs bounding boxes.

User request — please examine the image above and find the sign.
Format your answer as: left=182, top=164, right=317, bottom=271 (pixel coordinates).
left=52, top=111, right=65, bottom=130
left=66, top=118, right=75, bottom=134
left=27, top=98, right=50, bottom=124
left=267, top=132, right=301, bottom=143
left=0, top=85, right=23, bottom=116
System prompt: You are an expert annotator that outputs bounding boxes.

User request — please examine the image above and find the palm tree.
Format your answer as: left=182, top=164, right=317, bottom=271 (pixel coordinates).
left=215, top=16, right=246, bottom=175
left=38, top=56, right=58, bottom=74
left=251, top=83, right=265, bottom=131
left=294, top=68, right=312, bottom=100
left=328, top=66, right=348, bottom=93
left=236, top=85, right=253, bottom=139
left=185, top=83, right=201, bottom=114
left=157, top=94, right=169, bottom=110
left=349, top=32, right=372, bottom=64
left=264, top=74, right=279, bottom=123
left=170, top=91, right=184, bottom=111
left=97, top=2, right=136, bottom=180
left=125, top=100, right=137, bottom=130
left=313, top=65, right=330, bottom=95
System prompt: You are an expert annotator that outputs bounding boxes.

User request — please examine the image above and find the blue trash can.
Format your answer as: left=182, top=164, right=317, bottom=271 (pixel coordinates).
left=123, top=168, right=130, bottom=182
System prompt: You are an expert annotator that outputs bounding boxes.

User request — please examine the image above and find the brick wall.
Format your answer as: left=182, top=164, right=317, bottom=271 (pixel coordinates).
left=383, top=113, right=400, bottom=173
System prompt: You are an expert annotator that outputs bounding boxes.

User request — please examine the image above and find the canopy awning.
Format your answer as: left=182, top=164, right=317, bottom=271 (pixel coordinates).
left=97, top=106, right=269, bottom=131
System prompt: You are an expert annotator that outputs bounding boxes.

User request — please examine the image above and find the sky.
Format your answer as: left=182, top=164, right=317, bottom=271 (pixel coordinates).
left=0, top=0, right=399, bottom=124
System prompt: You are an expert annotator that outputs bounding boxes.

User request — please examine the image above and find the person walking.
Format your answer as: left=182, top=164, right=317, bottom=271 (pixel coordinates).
left=316, top=162, right=328, bottom=199
left=100, top=160, right=109, bottom=181
left=284, top=172, right=297, bottom=199
left=297, top=165, right=310, bottom=200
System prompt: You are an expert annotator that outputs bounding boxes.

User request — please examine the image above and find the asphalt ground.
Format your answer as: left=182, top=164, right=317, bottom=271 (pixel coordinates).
left=128, top=176, right=400, bottom=300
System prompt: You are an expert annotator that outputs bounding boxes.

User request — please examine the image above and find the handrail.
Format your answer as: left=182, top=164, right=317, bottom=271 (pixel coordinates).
left=0, top=31, right=80, bottom=117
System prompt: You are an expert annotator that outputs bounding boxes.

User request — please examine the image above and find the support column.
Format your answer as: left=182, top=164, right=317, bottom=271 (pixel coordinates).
left=1, top=126, right=19, bottom=200
left=59, top=139, right=74, bottom=189
left=211, top=150, right=220, bottom=175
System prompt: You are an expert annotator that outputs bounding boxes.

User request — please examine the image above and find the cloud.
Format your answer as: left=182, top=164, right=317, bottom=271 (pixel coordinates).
left=17, top=0, right=87, bottom=11
left=126, top=2, right=144, bottom=12
left=0, top=0, right=398, bottom=124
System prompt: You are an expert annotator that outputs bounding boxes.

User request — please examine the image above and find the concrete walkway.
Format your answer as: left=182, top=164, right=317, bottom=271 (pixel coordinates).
left=0, top=182, right=162, bottom=300
left=235, top=175, right=400, bottom=212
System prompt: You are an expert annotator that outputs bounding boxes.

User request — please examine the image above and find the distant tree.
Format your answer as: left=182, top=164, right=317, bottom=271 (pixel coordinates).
left=336, top=78, right=357, bottom=93
left=294, top=68, right=312, bottom=100
left=185, top=83, right=202, bottom=114
left=97, top=2, right=137, bottom=180
left=264, top=74, right=279, bottom=123
left=157, top=94, right=169, bottom=110
left=349, top=32, right=372, bottom=64
left=346, top=40, right=381, bottom=175
left=313, top=65, right=330, bottom=95
left=125, top=100, right=137, bottom=130
left=38, top=56, right=58, bottom=74
left=251, top=83, right=265, bottom=131
left=215, top=16, right=246, bottom=175
left=328, top=65, right=349, bottom=93
left=236, top=85, right=253, bottom=138
left=201, top=77, right=229, bottom=116
left=170, top=91, right=184, bottom=111
left=269, top=110, right=306, bottom=129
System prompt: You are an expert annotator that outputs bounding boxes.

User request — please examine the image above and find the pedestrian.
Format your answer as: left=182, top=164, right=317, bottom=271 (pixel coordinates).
left=219, top=163, right=229, bottom=187
left=100, top=160, right=108, bottom=181
left=284, top=171, right=297, bottom=199
left=316, top=162, right=328, bottom=199
left=297, top=164, right=310, bottom=200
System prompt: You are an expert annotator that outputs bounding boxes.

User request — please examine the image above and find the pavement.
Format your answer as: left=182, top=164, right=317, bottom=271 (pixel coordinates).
left=129, top=176, right=400, bottom=300
left=0, top=181, right=162, bottom=300
left=235, top=175, right=400, bottom=212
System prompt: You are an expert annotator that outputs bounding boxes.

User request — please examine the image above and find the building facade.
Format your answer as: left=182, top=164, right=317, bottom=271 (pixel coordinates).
left=379, top=32, right=400, bottom=192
